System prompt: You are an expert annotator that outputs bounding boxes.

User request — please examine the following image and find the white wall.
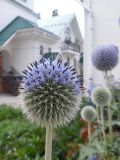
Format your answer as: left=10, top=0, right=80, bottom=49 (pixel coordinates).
left=61, top=52, right=80, bottom=74
left=8, top=36, right=56, bottom=73
left=0, top=0, right=37, bottom=31
left=84, top=0, right=120, bottom=86
left=84, top=10, right=93, bottom=86
left=92, top=0, right=120, bottom=84
left=9, top=36, right=80, bottom=74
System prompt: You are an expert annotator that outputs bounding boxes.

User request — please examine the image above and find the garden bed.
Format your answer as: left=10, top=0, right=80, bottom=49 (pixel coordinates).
left=0, top=105, right=82, bottom=160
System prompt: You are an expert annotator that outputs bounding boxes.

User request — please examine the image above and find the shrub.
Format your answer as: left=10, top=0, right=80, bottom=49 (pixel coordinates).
left=0, top=105, right=82, bottom=160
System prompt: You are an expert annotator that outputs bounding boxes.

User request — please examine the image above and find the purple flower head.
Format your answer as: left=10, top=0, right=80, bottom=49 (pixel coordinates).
left=90, top=155, right=97, bottom=160
left=20, top=59, right=81, bottom=128
left=92, top=44, right=119, bottom=71
left=21, top=59, right=80, bottom=95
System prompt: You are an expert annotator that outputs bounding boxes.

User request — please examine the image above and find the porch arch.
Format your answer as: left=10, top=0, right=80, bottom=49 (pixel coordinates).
left=0, top=49, right=11, bottom=76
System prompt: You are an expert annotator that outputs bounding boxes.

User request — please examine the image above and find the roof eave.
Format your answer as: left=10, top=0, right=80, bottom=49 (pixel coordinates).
left=62, top=49, right=80, bottom=56
left=2, top=32, right=17, bottom=47
left=71, top=16, right=83, bottom=44
left=34, top=27, right=60, bottom=41
left=1, top=27, right=60, bottom=47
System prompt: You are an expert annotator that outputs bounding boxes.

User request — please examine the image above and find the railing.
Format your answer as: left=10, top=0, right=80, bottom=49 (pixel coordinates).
left=0, top=68, right=22, bottom=96
left=61, top=40, right=80, bottom=53
left=2, top=76, right=21, bottom=96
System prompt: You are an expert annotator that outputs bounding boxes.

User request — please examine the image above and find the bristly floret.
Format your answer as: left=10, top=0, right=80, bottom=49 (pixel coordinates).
left=81, top=105, right=97, bottom=122
left=21, top=59, right=80, bottom=94
left=91, top=87, right=112, bottom=107
left=20, top=59, right=81, bottom=128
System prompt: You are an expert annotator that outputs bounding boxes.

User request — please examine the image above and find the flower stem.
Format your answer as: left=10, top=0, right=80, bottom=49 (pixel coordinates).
left=105, top=71, right=110, bottom=87
left=88, top=121, right=91, bottom=147
left=45, top=125, right=53, bottom=160
left=96, top=105, right=100, bottom=124
left=108, top=105, right=113, bottom=144
left=100, top=107, right=106, bottom=157
left=100, top=107, right=106, bottom=143
left=96, top=105, right=102, bottom=140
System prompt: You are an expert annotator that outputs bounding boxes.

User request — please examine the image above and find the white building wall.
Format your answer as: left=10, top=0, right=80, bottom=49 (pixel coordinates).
left=84, top=0, right=120, bottom=86
left=84, top=10, right=93, bottom=86
left=3, top=35, right=80, bottom=75
left=8, top=37, right=55, bottom=74
left=10, top=38, right=35, bottom=73
left=0, top=0, right=37, bottom=31
left=92, top=0, right=120, bottom=84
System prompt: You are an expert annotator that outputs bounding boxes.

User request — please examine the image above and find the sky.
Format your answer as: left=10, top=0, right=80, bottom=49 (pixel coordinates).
left=34, top=0, right=84, bottom=36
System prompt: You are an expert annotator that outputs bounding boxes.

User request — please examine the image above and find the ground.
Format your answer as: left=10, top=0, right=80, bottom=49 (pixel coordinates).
left=0, top=94, right=24, bottom=107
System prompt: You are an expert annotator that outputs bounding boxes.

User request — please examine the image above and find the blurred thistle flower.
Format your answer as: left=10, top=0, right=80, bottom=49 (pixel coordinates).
left=20, top=59, right=81, bottom=128
left=90, top=155, right=97, bottom=160
left=92, top=44, right=119, bottom=71
left=81, top=106, right=97, bottom=122
left=92, top=87, right=112, bottom=106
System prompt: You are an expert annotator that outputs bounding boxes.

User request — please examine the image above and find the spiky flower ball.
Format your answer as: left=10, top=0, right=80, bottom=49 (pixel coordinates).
left=92, top=44, right=119, bottom=71
left=20, top=59, right=81, bottom=128
left=81, top=106, right=97, bottom=122
left=92, top=87, right=112, bottom=106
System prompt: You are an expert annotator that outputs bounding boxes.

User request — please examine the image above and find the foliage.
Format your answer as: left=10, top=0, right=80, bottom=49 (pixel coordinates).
left=79, top=137, right=120, bottom=160
left=79, top=90, right=120, bottom=160
left=0, top=105, right=45, bottom=160
left=0, top=105, right=82, bottom=160
left=78, top=44, right=120, bottom=160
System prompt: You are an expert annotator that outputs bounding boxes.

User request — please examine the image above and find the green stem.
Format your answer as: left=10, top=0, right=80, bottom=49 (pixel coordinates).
left=96, top=105, right=102, bottom=140
left=45, top=126, right=53, bottom=160
left=100, top=107, right=106, bottom=157
left=108, top=105, right=113, bottom=144
left=105, top=71, right=109, bottom=87
left=100, top=107, right=106, bottom=143
left=88, top=121, right=91, bottom=147
left=96, top=105, right=100, bottom=124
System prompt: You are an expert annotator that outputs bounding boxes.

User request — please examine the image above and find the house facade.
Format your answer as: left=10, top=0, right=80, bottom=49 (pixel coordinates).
left=78, top=0, right=120, bottom=87
left=38, top=12, right=83, bottom=73
left=0, top=0, right=59, bottom=95
left=0, top=0, right=83, bottom=95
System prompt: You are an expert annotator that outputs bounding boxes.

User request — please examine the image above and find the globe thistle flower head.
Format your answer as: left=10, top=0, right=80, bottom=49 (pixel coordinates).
left=92, top=87, right=112, bottom=106
left=91, top=155, right=97, bottom=160
left=92, top=44, right=119, bottom=71
left=20, top=59, right=81, bottom=128
left=81, top=106, right=97, bottom=122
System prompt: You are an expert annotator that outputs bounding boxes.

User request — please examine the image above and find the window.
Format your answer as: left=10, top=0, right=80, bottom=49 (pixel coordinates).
left=48, top=48, right=51, bottom=53
left=74, top=58, right=77, bottom=68
left=67, top=57, right=70, bottom=66
left=40, top=45, right=44, bottom=55
left=65, top=27, right=71, bottom=43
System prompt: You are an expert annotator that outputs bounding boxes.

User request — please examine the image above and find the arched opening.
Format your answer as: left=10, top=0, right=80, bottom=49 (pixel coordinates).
left=0, top=50, right=20, bottom=95
left=0, top=50, right=11, bottom=93
left=1, top=50, right=11, bottom=76
left=0, top=52, right=2, bottom=77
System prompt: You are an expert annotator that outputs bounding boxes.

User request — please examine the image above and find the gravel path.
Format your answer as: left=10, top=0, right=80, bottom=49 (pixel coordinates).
left=0, top=94, right=24, bottom=108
